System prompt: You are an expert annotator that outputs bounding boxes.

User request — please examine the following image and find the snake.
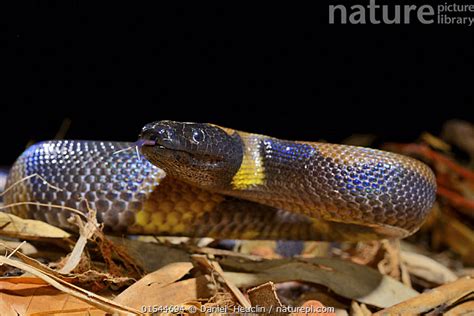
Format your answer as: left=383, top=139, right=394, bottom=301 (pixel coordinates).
left=3, top=120, right=436, bottom=241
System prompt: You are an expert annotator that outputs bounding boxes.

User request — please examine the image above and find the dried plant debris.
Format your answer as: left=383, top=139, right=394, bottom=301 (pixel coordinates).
left=220, top=256, right=418, bottom=308
left=0, top=256, right=140, bottom=315
left=0, top=277, right=107, bottom=316
left=374, top=277, right=474, bottom=315
left=0, top=212, right=71, bottom=240
left=114, top=262, right=213, bottom=312
left=1, top=120, right=474, bottom=315
left=400, top=251, right=458, bottom=285
left=442, top=119, right=474, bottom=164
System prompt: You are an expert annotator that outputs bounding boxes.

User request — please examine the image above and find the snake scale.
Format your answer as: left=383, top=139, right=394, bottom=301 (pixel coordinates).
left=4, top=121, right=436, bottom=241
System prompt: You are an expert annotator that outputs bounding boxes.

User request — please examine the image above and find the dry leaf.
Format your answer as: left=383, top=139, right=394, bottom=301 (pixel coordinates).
left=114, top=262, right=213, bottom=309
left=0, top=277, right=106, bottom=316
left=0, top=256, right=139, bottom=315
left=350, top=301, right=372, bottom=316
left=118, top=261, right=192, bottom=292
left=58, top=209, right=99, bottom=274
left=192, top=254, right=251, bottom=308
left=247, top=282, right=285, bottom=315
left=116, top=276, right=212, bottom=311
left=0, top=240, right=38, bottom=257
left=221, top=257, right=418, bottom=308
left=0, top=212, right=71, bottom=239
left=444, top=300, right=474, bottom=315
left=374, top=277, right=474, bottom=315
left=401, top=251, right=457, bottom=284
left=108, top=236, right=191, bottom=273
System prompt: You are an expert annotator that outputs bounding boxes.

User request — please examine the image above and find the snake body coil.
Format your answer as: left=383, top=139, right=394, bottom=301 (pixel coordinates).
left=4, top=121, right=436, bottom=241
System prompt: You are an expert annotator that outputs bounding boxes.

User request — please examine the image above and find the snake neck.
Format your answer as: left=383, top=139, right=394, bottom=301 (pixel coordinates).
left=223, top=132, right=320, bottom=210
left=222, top=131, right=436, bottom=233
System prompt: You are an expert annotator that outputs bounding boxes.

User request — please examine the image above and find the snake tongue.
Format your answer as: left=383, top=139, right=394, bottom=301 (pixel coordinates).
left=136, top=139, right=156, bottom=147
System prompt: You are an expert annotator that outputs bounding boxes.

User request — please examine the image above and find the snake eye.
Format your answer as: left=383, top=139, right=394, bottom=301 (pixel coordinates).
left=191, top=129, right=205, bottom=143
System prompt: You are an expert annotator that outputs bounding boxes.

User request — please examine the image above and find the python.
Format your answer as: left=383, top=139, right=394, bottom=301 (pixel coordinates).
left=3, top=121, right=436, bottom=241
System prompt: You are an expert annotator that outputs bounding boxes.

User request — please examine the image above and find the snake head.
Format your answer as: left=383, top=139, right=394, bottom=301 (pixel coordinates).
left=139, top=120, right=243, bottom=188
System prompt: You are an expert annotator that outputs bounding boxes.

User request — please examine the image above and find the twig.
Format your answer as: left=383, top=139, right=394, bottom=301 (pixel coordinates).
left=135, top=145, right=141, bottom=162
left=112, top=143, right=143, bottom=162
left=0, top=255, right=140, bottom=315
left=186, top=245, right=263, bottom=262
left=374, top=276, right=474, bottom=315
left=444, top=300, right=474, bottom=315
left=112, top=146, right=135, bottom=155
left=0, top=173, right=63, bottom=197
left=0, top=241, right=26, bottom=266
left=57, top=214, right=93, bottom=275
left=192, top=254, right=252, bottom=308
left=6, top=241, right=26, bottom=259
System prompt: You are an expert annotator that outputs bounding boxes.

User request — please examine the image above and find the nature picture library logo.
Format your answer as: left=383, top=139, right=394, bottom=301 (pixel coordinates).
left=329, top=0, right=474, bottom=26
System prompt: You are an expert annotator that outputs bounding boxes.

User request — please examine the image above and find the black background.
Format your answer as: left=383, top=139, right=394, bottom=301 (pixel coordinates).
left=1, top=3, right=473, bottom=166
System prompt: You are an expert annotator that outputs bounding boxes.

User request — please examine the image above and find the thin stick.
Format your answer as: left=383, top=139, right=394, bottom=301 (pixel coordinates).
left=0, top=241, right=26, bottom=266
left=0, top=256, right=141, bottom=315
left=1, top=173, right=63, bottom=197
left=374, top=277, right=474, bottom=315
left=6, top=241, right=26, bottom=259
left=112, top=146, right=135, bottom=155
left=192, top=254, right=252, bottom=308
left=135, top=145, right=141, bottom=161
left=113, top=143, right=142, bottom=162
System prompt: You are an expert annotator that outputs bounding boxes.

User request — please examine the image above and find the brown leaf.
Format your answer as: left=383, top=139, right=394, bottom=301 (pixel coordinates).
left=114, top=262, right=213, bottom=309
left=108, top=236, right=191, bottom=273
left=221, top=257, right=418, bottom=308
left=0, top=256, right=139, bottom=315
left=0, top=277, right=106, bottom=316
left=444, top=300, right=474, bottom=316
left=247, top=282, right=285, bottom=315
left=192, top=254, right=251, bottom=308
left=0, top=212, right=71, bottom=239
left=374, top=276, right=474, bottom=315
left=117, top=276, right=212, bottom=311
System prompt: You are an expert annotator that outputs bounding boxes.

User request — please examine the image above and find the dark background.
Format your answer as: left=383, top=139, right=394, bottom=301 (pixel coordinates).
left=1, top=4, right=473, bottom=166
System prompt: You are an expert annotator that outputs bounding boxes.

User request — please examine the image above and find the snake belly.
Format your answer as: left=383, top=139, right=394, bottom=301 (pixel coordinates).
left=4, top=137, right=436, bottom=241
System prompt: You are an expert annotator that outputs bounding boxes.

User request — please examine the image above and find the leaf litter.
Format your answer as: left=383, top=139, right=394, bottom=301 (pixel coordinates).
left=0, top=120, right=473, bottom=315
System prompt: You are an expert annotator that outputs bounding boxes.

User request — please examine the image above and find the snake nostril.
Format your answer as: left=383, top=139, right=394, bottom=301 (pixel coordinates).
left=139, top=122, right=176, bottom=148
left=139, top=128, right=159, bottom=143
